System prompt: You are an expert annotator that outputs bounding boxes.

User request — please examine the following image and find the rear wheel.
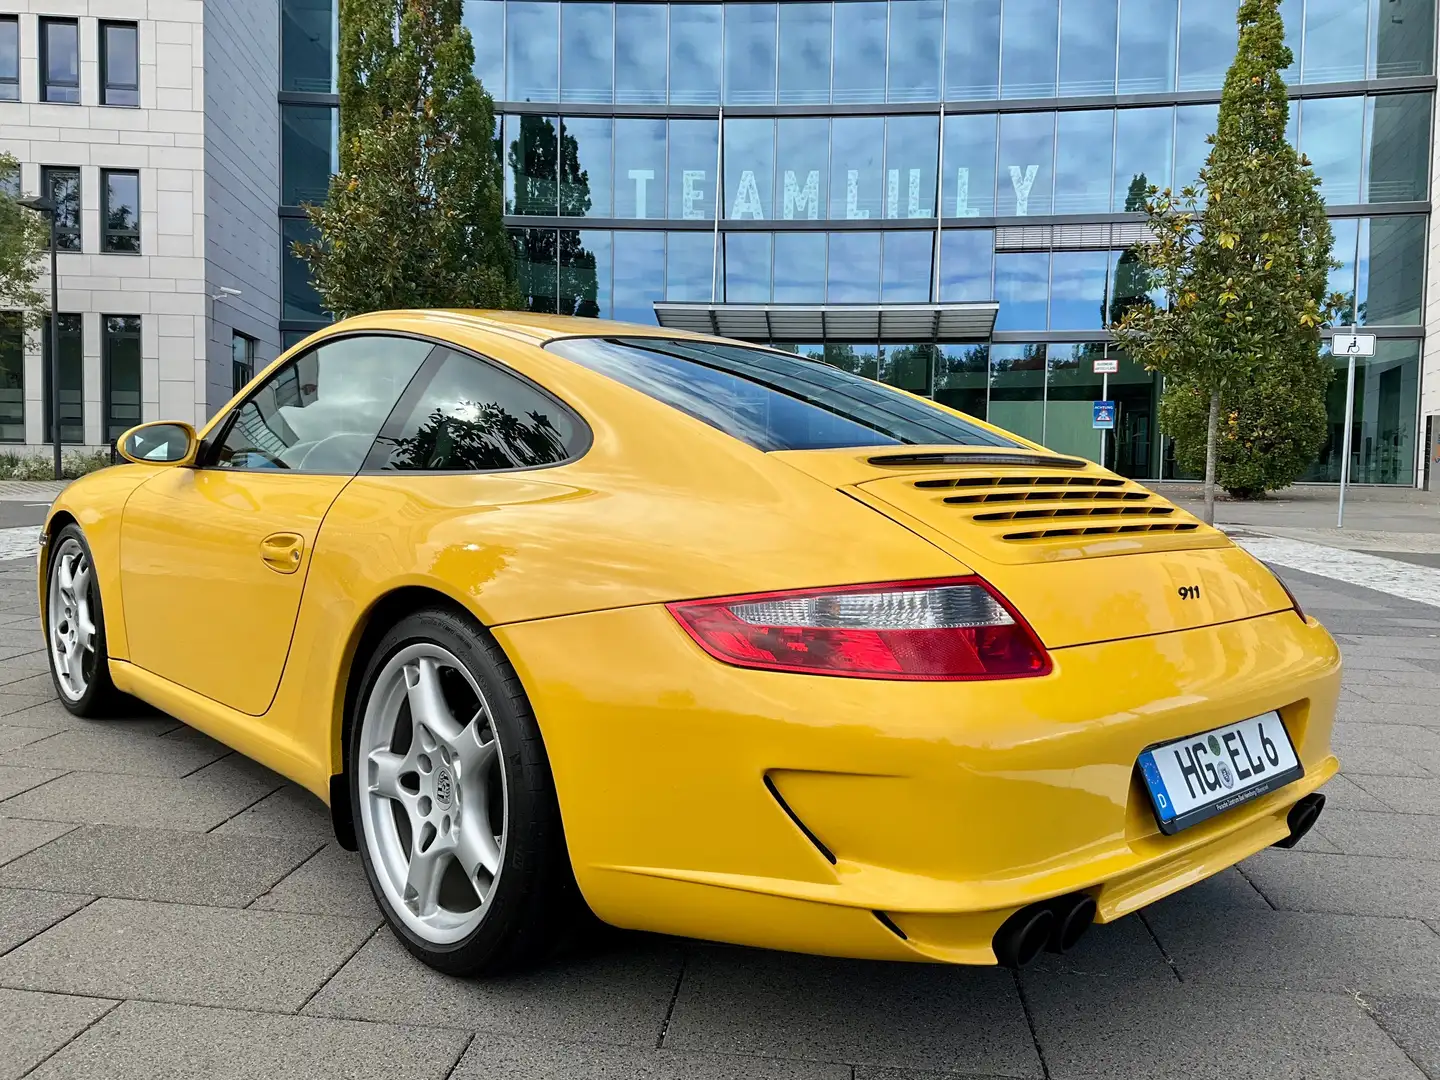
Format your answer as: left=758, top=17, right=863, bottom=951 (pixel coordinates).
left=45, top=525, right=122, bottom=716
left=349, top=607, right=578, bottom=974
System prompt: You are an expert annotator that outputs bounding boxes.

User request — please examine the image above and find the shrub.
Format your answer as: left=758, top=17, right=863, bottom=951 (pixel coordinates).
left=0, top=450, right=113, bottom=481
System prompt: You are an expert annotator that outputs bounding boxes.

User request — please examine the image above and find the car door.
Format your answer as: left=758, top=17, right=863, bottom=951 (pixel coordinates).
left=119, top=333, right=435, bottom=716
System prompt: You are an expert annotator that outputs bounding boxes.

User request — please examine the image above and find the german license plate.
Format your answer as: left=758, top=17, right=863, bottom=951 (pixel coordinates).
left=1137, top=711, right=1303, bottom=835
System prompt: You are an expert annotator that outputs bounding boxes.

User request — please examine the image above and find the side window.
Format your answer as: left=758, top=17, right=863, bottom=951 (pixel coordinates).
left=369, top=348, right=584, bottom=471
left=212, top=335, right=432, bottom=473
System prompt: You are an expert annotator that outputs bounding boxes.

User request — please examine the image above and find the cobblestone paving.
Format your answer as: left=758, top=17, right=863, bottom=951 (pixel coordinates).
left=1, top=551, right=1438, bottom=1079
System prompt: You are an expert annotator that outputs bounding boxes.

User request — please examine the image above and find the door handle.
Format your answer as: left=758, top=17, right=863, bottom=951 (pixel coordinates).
left=260, top=532, right=304, bottom=575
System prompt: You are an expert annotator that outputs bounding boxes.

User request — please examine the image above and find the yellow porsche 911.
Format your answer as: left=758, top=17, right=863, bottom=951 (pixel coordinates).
left=41, top=310, right=1339, bottom=974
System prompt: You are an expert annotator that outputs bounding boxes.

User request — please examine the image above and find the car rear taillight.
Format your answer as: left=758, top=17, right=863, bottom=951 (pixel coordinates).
left=667, top=577, right=1052, bottom=681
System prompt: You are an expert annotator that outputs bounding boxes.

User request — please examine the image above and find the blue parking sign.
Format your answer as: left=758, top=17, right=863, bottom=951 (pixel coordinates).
left=1093, top=401, right=1116, bottom=429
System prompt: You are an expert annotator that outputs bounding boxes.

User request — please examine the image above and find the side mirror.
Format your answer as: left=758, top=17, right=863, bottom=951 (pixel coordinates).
left=116, top=421, right=199, bottom=466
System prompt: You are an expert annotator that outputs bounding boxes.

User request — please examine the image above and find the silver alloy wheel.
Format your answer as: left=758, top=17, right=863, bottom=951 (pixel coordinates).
left=47, top=538, right=97, bottom=703
left=358, top=642, right=507, bottom=945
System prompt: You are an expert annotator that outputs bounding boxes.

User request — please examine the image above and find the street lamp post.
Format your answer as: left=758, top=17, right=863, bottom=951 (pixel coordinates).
left=18, top=196, right=62, bottom=482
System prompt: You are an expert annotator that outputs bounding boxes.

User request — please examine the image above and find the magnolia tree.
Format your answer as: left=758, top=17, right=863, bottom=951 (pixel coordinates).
left=1112, top=0, right=1342, bottom=519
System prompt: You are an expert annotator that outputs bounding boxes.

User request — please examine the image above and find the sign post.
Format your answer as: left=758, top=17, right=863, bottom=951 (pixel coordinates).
left=1333, top=330, right=1375, bottom=528
left=1093, top=351, right=1119, bottom=467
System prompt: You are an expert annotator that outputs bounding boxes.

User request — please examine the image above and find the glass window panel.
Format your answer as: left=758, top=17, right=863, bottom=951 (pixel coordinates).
left=0, top=18, right=19, bottom=101
left=830, top=116, right=885, bottom=219
left=1054, top=110, right=1114, bottom=214
left=612, top=231, right=665, bottom=322
left=1172, top=102, right=1219, bottom=196
left=1113, top=106, right=1173, bottom=210
left=988, top=343, right=1046, bottom=443
left=724, top=232, right=772, bottom=302
left=0, top=312, right=23, bottom=442
left=1279, top=0, right=1301, bottom=78
left=41, top=19, right=79, bottom=103
left=880, top=344, right=935, bottom=394
left=283, top=0, right=336, bottom=93
left=233, top=331, right=255, bottom=395
left=1044, top=343, right=1109, bottom=460
left=833, top=1, right=887, bottom=104
left=773, top=232, right=827, bottom=302
left=668, top=119, right=719, bottom=220
left=506, top=114, right=559, bottom=215
left=824, top=342, right=879, bottom=380
left=615, top=3, right=667, bottom=103
left=884, top=115, right=939, bottom=220
left=779, top=2, right=832, bottom=104
left=943, top=113, right=998, bottom=218
left=1117, top=0, right=1177, bottom=93
left=1299, top=96, right=1364, bottom=205
left=1328, top=217, right=1360, bottom=322
left=775, top=118, right=829, bottom=222
left=43, top=315, right=84, bottom=445
left=827, top=232, right=882, bottom=301
left=43, top=167, right=82, bottom=252
left=103, top=315, right=142, bottom=441
left=282, top=104, right=337, bottom=206
left=725, top=118, right=775, bottom=220
left=507, top=1, right=559, bottom=100
left=935, top=344, right=988, bottom=419
left=1048, top=251, right=1110, bottom=330
left=562, top=228, right=610, bottom=317
left=561, top=1, right=613, bottom=103
left=1178, top=0, right=1237, bottom=91
left=945, top=0, right=1000, bottom=101
left=996, top=112, right=1054, bottom=217
left=1001, top=0, right=1059, bottom=98
left=1108, top=246, right=1166, bottom=320
left=669, top=4, right=721, bottom=104
left=1371, top=0, right=1434, bottom=78
left=939, top=229, right=994, bottom=301
left=464, top=0, right=504, bottom=92
left=1310, top=339, right=1420, bottom=484
left=101, top=23, right=139, bottom=106
left=1302, top=0, right=1367, bottom=83
left=1366, top=93, right=1431, bottom=203
left=102, top=170, right=141, bottom=254
left=1358, top=215, right=1425, bottom=325
left=511, top=227, right=559, bottom=312
left=888, top=0, right=943, bottom=103
left=725, top=3, right=778, bottom=105
left=668, top=230, right=718, bottom=301
left=560, top=117, right=613, bottom=216
left=1059, top=0, right=1118, bottom=96
left=993, top=251, right=1049, bottom=330
left=614, top=118, right=666, bottom=218
left=282, top=218, right=326, bottom=321
left=882, top=232, right=933, bottom=302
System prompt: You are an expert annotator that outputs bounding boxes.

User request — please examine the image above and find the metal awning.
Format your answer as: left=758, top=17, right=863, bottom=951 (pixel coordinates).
left=651, top=302, right=1001, bottom=343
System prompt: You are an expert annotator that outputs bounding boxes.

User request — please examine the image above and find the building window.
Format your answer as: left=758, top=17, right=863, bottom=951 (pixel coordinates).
left=40, top=18, right=80, bottom=104
left=101, top=170, right=140, bottom=253
left=282, top=0, right=337, bottom=93
left=100, top=22, right=140, bottom=107
left=281, top=105, right=338, bottom=206
left=42, top=314, right=84, bottom=445
left=0, top=17, right=19, bottom=101
left=103, top=316, right=142, bottom=442
left=41, top=167, right=82, bottom=252
left=232, top=331, right=256, bottom=395
left=0, top=312, right=23, bottom=443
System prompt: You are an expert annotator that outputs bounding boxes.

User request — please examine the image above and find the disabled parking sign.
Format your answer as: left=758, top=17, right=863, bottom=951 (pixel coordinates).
left=1093, top=401, right=1116, bottom=429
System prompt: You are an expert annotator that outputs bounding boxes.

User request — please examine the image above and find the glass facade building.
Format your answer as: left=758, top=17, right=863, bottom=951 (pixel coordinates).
left=280, top=0, right=1438, bottom=484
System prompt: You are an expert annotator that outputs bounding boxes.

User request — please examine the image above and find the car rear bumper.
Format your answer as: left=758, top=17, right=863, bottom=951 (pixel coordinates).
left=496, top=605, right=1341, bottom=964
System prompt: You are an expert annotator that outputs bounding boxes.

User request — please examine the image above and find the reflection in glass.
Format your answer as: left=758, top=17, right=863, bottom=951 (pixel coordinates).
left=283, top=0, right=337, bottom=93
left=885, top=116, right=939, bottom=219
left=725, top=3, right=778, bottom=105
left=1358, top=216, right=1425, bottom=325
left=668, top=231, right=717, bottom=301
left=511, top=227, right=559, bottom=312
left=1113, top=107, right=1173, bottom=211
left=560, top=117, right=612, bottom=217
left=1001, top=0, right=1059, bottom=98
left=102, top=170, right=141, bottom=254
left=1328, top=217, right=1360, bottom=322
left=994, top=252, right=1049, bottom=330
left=935, top=344, right=988, bottom=418
left=1059, top=0, right=1117, bottom=96
left=1045, top=343, right=1107, bottom=459
left=833, top=1, right=887, bottom=104
left=824, top=342, right=879, bottom=380
left=943, top=114, right=997, bottom=218
left=1108, top=246, right=1161, bottom=326
left=616, top=4, right=667, bottom=104
left=889, top=0, right=943, bottom=103
left=613, top=231, right=665, bottom=323
left=1371, top=0, right=1434, bottom=78
left=561, top=1, right=613, bottom=103
left=1118, top=0, right=1177, bottom=93
left=463, top=0, right=504, bottom=93
left=1302, top=0, right=1367, bottom=83
left=1366, top=93, right=1432, bottom=203
left=725, top=233, right=773, bottom=302
left=506, top=114, right=558, bottom=215
left=560, top=228, right=608, bottom=317
left=43, top=167, right=81, bottom=252
left=939, top=230, right=994, bottom=301
left=282, top=218, right=325, bottom=321
left=1309, top=340, right=1419, bottom=484
left=881, top=344, right=936, bottom=394
left=1048, top=251, right=1109, bottom=331
left=997, top=112, right=1054, bottom=217
left=945, top=0, right=1000, bottom=100
left=100, top=22, right=139, bottom=106
left=830, top=116, right=885, bottom=219
left=1299, top=96, right=1364, bottom=205
left=103, top=316, right=142, bottom=442
left=1178, top=0, right=1237, bottom=90
left=614, top=118, right=666, bottom=219
left=1054, top=111, right=1114, bottom=214
left=670, top=4, right=721, bottom=104
left=780, top=2, right=832, bottom=104
left=882, top=232, right=934, bottom=302
left=725, top=118, right=775, bottom=220
left=0, top=313, right=21, bottom=442
left=776, top=118, right=829, bottom=221
left=42, top=315, right=82, bottom=444
left=668, top=120, right=719, bottom=220
left=988, top=344, right=1046, bottom=443
left=506, top=1, right=558, bottom=101
left=773, top=233, right=827, bottom=302
left=1279, top=0, right=1301, bottom=78
left=827, top=232, right=882, bottom=302
left=1173, top=103, right=1219, bottom=195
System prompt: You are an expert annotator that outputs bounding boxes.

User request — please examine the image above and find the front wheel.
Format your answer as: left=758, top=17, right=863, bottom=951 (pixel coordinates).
left=349, top=607, right=579, bottom=975
left=45, top=525, right=123, bottom=716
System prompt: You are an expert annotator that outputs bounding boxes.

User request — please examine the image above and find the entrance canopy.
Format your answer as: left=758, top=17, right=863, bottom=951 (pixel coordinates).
left=652, top=302, right=1001, bottom=343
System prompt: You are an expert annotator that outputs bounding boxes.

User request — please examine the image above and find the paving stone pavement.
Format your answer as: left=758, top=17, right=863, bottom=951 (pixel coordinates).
left=1, top=554, right=1439, bottom=1079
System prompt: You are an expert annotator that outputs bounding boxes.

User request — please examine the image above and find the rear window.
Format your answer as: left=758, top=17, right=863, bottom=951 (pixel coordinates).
left=545, top=337, right=1019, bottom=452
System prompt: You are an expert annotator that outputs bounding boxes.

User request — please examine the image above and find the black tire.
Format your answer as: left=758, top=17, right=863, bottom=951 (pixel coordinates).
left=348, top=606, right=582, bottom=975
left=43, top=523, right=125, bottom=717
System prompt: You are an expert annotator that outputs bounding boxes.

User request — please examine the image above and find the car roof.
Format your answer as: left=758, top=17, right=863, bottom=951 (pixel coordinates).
left=368, top=310, right=713, bottom=348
